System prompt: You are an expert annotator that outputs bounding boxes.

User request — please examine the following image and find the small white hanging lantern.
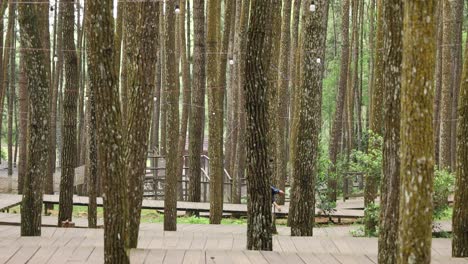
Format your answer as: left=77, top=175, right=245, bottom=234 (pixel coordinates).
left=53, top=55, right=58, bottom=62
left=316, top=58, right=321, bottom=64
left=153, top=96, right=158, bottom=102
left=310, top=2, right=316, bottom=12
left=175, top=5, right=180, bottom=14
left=229, top=58, right=234, bottom=65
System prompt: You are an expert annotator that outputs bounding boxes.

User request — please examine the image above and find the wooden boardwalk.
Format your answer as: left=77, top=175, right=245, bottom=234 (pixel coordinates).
left=0, top=224, right=465, bottom=263
left=0, top=194, right=22, bottom=212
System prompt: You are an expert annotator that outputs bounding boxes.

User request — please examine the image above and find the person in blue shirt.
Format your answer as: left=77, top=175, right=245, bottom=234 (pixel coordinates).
left=271, top=186, right=285, bottom=212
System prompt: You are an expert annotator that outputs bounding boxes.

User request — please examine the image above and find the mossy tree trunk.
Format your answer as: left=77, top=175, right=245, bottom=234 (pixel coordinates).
left=452, top=26, right=468, bottom=258
left=85, top=0, right=128, bottom=262
left=398, top=1, right=436, bottom=263
left=18, top=1, right=51, bottom=236
left=290, top=0, right=329, bottom=237
left=207, top=0, right=223, bottom=225
left=377, top=0, right=402, bottom=262
left=125, top=1, right=159, bottom=248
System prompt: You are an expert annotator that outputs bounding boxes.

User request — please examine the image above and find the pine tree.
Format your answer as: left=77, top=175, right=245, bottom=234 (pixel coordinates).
left=290, top=0, right=329, bottom=237
left=398, top=1, right=436, bottom=262
left=378, top=0, right=403, bottom=262
left=18, top=1, right=51, bottom=236
left=85, top=0, right=128, bottom=261
left=245, top=0, right=273, bottom=251
left=452, top=27, right=468, bottom=258
left=58, top=0, right=80, bottom=226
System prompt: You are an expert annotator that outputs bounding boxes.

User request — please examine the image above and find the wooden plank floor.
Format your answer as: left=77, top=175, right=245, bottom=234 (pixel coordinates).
left=0, top=194, right=22, bottom=212
left=0, top=224, right=465, bottom=263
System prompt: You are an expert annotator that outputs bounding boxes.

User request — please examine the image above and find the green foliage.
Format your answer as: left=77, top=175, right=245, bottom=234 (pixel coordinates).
left=433, top=168, right=455, bottom=217
left=363, top=203, right=380, bottom=237
left=349, top=132, right=383, bottom=181
left=315, top=144, right=337, bottom=220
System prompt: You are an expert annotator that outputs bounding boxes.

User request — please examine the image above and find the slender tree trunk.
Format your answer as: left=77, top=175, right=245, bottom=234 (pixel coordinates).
left=439, top=0, right=454, bottom=170
left=207, top=0, right=223, bottom=225
left=398, top=1, right=436, bottom=262
left=7, top=12, right=16, bottom=177
left=159, top=8, right=167, bottom=156
left=368, top=0, right=375, bottom=120
left=434, top=5, right=443, bottom=165
left=452, top=27, right=468, bottom=258
left=231, top=0, right=250, bottom=206
left=377, top=0, right=403, bottom=262
left=86, top=0, right=128, bottom=262
left=450, top=0, right=464, bottom=170
left=328, top=0, right=350, bottom=202
left=164, top=2, right=180, bottom=232
left=87, top=86, right=98, bottom=228
left=58, top=0, right=80, bottom=226
left=18, top=55, right=27, bottom=195
left=18, top=1, right=51, bottom=236
left=125, top=1, right=159, bottom=248
left=245, top=0, right=273, bottom=251
left=290, top=0, right=329, bottom=237
left=177, top=0, right=191, bottom=202
left=187, top=0, right=206, bottom=211
left=275, top=0, right=292, bottom=206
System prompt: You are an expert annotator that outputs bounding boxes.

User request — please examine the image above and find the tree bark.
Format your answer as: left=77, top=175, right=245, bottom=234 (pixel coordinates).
left=452, top=27, right=468, bottom=258
left=124, top=1, right=159, bottom=248
left=398, top=1, right=436, bottom=263
left=207, top=0, right=223, bottom=225
left=86, top=81, right=98, bottom=229
left=18, top=55, right=28, bottom=195
left=85, top=0, right=128, bottom=261
left=18, top=1, right=51, bottom=236
left=290, top=0, right=329, bottom=237
left=163, top=2, right=180, bottom=232
left=58, top=0, right=80, bottom=226
left=187, top=0, right=206, bottom=211
left=439, top=0, right=454, bottom=170
left=328, top=0, right=350, bottom=202
left=245, top=0, right=273, bottom=251
left=377, top=0, right=402, bottom=262
left=275, top=0, right=292, bottom=206
left=7, top=7, right=15, bottom=177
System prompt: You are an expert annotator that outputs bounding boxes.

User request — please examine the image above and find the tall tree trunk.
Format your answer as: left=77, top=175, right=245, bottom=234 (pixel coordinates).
left=164, top=2, right=180, bottom=232
left=86, top=86, right=98, bottom=228
left=18, top=55, right=27, bottom=195
left=434, top=5, right=443, bottom=166
left=207, top=0, right=223, bottom=225
left=86, top=0, right=129, bottom=262
left=290, top=0, right=329, bottom=237
left=364, top=0, right=384, bottom=233
left=187, top=0, right=206, bottom=211
left=177, top=0, right=191, bottom=202
left=450, top=0, right=464, bottom=170
left=377, top=0, right=403, bottom=262
left=231, top=0, right=250, bottom=206
left=439, top=0, right=454, bottom=170
left=50, top=0, right=63, bottom=189
left=275, top=0, right=292, bottom=206
left=18, top=1, right=51, bottom=236
left=159, top=8, right=167, bottom=156
left=398, top=1, right=436, bottom=263
left=7, top=9, right=15, bottom=177
left=328, top=0, right=350, bottom=202
left=125, top=1, right=159, bottom=248
left=368, top=0, right=375, bottom=120
left=58, top=0, right=80, bottom=226
left=245, top=0, right=273, bottom=251
left=452, top=26, right=468, bottom=258
left=1, top=0, right=16, bottom=163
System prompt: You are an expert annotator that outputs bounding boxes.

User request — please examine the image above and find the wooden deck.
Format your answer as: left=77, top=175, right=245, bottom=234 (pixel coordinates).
left=0, top=224, right=465, bottom=263
left=0, top=194, right=22, bottom=212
